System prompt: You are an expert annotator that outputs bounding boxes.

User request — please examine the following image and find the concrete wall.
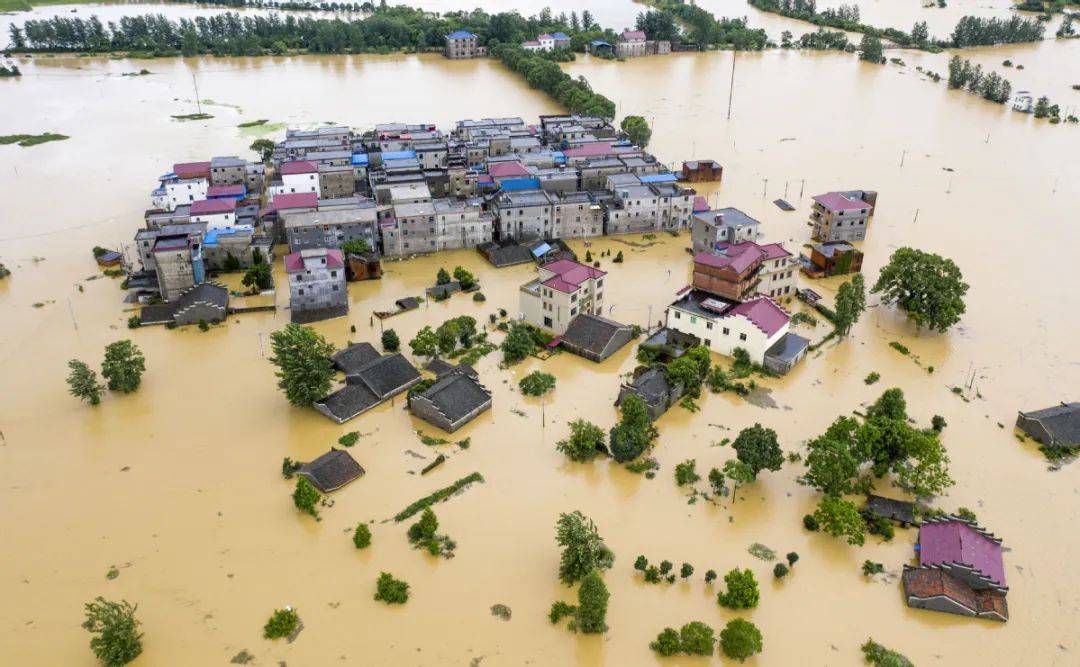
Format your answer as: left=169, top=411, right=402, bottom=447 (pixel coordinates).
left=666, top=304, right=786, bottom=364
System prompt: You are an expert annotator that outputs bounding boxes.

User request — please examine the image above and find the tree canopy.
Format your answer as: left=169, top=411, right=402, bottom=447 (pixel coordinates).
left=555, top=511, right=614, bottom=585
left=872, top=247, right=968, bottom=332
left=269, top=324, right=335, bottom=406
left=101, top=340, right=146, bottom=394
left=619, top=115, right=652, bottom=148
left=732, top=423, right=784, bottom=479
left=82, top=597, right=143, bottom=667
left=609, top=392, right=658, bottom=462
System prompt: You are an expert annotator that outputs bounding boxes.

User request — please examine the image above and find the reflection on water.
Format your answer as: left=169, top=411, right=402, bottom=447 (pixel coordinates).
left=1, top=44, right=1078, bottom=665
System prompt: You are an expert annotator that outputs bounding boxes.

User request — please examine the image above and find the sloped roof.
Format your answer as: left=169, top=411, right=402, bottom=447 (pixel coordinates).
left=560, top=314, right=632, bottom=359
left=729, top=298, right=789, bottom=336
left=271, top=192, right=319, bottom=211
left=813, top=191, right=871, bottom=212
left=190, top=199, right=236, bottom=215
left=447, top=30, right=477, bottom=39
left=298, top=448, right=364, bottom=492
left=284, top=248, right=345, bottom=272
left=177, top=282, right=228, bottom=310
left=207, top=184, right=245, bottom=197
left=416, top=372, right=492, bottom=424
left=563, top=142, right=614, bottom=159
left=353, top=353, right=421, bottom=398
left=865, top=494, right=916, bottom=524
left=1018, top=402, right=1080, bottom=447
left=693, top=195, right=709, bottom=212
left=540, top=259, right=605, bottom=293
left=902, top=568, right=1008, bottom=621
left=489, top=161, right=531, bottom=178
left=620, top=29, right=647, bottom=41
left=919, top=520, right=1006, bottom=587
left=280, top=160, right=318, bottom=175
left=627, top=367, right=676, bottom=407
left=173, top=161, right=211, bottom=177
left=332, top=342, right=381, bottom=374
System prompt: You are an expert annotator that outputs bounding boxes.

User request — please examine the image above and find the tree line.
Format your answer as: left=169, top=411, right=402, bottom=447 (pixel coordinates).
left=491, top=43, right=616, bottom=120
left=947, top=56, right=1012, bottom=104
left=638, top=0, right=770, bottom=50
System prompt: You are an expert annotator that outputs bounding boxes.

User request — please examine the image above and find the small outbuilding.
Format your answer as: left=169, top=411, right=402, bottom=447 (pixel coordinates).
left=864, top=494, right=916, bottom=526
left=346, top=252, right=383, bottom=281
left=763, top=332, right=809, bottom=376
left=332, top=342, right=381, bottom=374
left=1016, top=402, right=1080, bottom=450
left=298, top=448, right=364, bottom=492
left=314, top=353, right=422, bottom=423
left=680, top=159, right=723, bottom=183
left=616, top=366, right=683, bottom=421
left=559, top=314, right=634, bottom=362
left=409, top=369, right=492, bottom=433
left=425, top=358, right=478, bottom=379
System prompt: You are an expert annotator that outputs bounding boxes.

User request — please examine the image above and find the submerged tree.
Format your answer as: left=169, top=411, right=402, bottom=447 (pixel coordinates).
left=556, top=419, right=606, bottom=462
left=833, top=273, right=866, bottom=337
left=100, top=340, right=146, bottom=394
left=67, top=359, right=104, bottom=405
left=719, top=618, right=763, bottom=662
left=717, top=568, right=760, bottom=609
left=268, top=324, right=335, bottom=406
left=620, top=114, right=652, bottom=148
left=575, top=569, right=609, bottom=633
left=555, top=511, right=614, bottom=585
left=732, top=423, right=784, bottom=479
left=609, top=392, right=658, bottom=462
left=82, top=597, right=143, bottom=666
left=872, top=247, right=968, bottom=332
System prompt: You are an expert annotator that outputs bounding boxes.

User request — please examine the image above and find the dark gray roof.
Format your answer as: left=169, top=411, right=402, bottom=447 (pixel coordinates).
left=333, top=342, right=381, bottom=374
left=316, top=382, right=382, bottom=422
left=765, top=332, right=809, bottom=364
left=353, top=353, right=421, bottom=398
left=560, top=314, right=631, bottom=360
left=627, top=367, right=675, bottom=407
left=139, top=303, right=177, bottom=325
left=417, top=372, right=492, bottom=423
left=1018, top=402, right=1080, bottom=447
left=478, top=242, right=534, bottom=267
left=178, top=282, right=228, bottom=310
left=395, top=297, right=420, bottom=311
left=426, top=282, right=461, bottom=299
left=425, top=358, right=478, bottom=379
left=298, top=448, right=364, bottom=492
left=865, top=495, right=916, bottom=524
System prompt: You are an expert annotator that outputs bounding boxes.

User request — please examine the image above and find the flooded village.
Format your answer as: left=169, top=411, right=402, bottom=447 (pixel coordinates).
left=2, top=1, right=1080, bottom=666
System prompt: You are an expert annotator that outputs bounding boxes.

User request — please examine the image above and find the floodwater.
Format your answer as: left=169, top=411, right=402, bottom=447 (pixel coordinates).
left=2, top=27, right=1080, bottom=667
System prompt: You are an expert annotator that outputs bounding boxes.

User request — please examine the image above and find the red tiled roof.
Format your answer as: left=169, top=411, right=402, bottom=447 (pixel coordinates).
left=919, top=520, right=1006, bottom=587
left=488, top=161, right=531, bottom=178
left=563, top=142, right=614, bottom=159
left=621, top=29, right=647, bottom=41
left=173, top=161, right=211, bottom=178
left=729, top=297, right=789, bottom=336
left=539, top=259, right=605, bottom=293
left=207, top=184, right=245, bottom=197
left=758, top=242, right=791, bottom=260
left=693, top=195, right=710, bottom=213
left=284, top=248, right=344, bottom=272
left=190, top=198, right=236, bottom=215
left=273, top=192, right=319, bottom=211
left=902, top=568, right=1008, bottom=620
left=280, top=160, right=318, bottom=176
left=813, top=191, right=871, bottom=212
left=698, top=246, right=760, bottom=275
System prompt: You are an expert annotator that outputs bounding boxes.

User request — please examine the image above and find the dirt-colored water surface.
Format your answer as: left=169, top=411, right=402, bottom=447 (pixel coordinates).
left=1, top=32, right=1079, bottom=667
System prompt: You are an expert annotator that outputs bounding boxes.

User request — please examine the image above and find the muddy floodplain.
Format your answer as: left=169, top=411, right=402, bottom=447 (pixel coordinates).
left=1, top=29, right=1080, bottom=667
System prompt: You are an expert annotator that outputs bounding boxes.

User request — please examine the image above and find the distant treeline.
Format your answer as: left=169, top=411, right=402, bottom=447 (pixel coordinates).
left=491, top=43, right=615, bottom=120
left=947, top=56, right=1011, bottom=103
left=166, top=0, right=371, bottom=12
left=784, top=28, right=850, bottom=51
left=639, top=0, right=769, bottom=50
left=5, top=5, right=617, bottom=55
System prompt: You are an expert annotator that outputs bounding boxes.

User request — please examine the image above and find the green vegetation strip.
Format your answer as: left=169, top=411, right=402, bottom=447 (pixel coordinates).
left=393, top=472, right=484, bottom=522
left=171, top=113, right=214, bottom=121
left=238, top=119, right=269, bottom=128
left=0, top=133, right=69, bottom=147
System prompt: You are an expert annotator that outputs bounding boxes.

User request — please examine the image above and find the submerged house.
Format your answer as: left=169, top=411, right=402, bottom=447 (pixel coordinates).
left=801, top=241, right=864, bottom=278
left=408, top=368, right=492, bottom=433
left=902, top=517, right=1009, bottom=622
left=139, top=282, right=229, bottom=327
left=616, top=366, right=683, bottom=421
left=1015, top=402, right=1080, bottom=451
left=314, top=353, right=422, bottom=423
left=864, top=494, right=916, bottom=527
left=559, top=314, right=634, bottom=362
left=680, top=159, right=722, bottom=183
left=298, top=448, right=364, bottom=493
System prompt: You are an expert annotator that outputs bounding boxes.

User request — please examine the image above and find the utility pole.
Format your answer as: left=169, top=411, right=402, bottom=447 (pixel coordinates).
left=784, top=181, right=789, bottom=199
left=192, top=73, right=202, bottom=115
left=66, top=296, right=78, bottom=331
left=946, top=175, right=953, bottom=195
left=900, top=150, right=906, bottom=167
left=726, top=50, right=737, bottom=121
left=799, top=179, right=805, bottom=200
left=912, top=208, right=919, bottom=225
left=761, top=178, right=767, bottom=199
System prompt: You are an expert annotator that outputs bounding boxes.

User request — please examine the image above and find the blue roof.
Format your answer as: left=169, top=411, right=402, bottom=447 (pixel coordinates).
left=551, top=32, right=570, bottom=40
left=202, top=225, right=253, bottom=246
left=351, top=153, right=369, bottom=166
left=499, top=177, right=542, bottom=192
left=447, top=30, right=477, bottom=39
left=531, top=242, right=552, bottom=257
left=640, top=173, right=678, bottom=184
left=590, top=40, right=612, bottom=47
left=380, top=150, right=416, bottom=161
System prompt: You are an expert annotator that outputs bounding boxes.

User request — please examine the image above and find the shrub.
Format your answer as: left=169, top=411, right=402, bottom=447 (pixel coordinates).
left=453, top=266, right=477, bottom=290
left=679, top=621, right=716, bottom=656
left=674, top=459, right=700, bottom=486
left=281, top=457, right=301, bottom=478
left=338, top=431, right=360, bottom=447
left=575, top=570, right=609, bottom=634
left=548, top=601, right=576, bottom=624
left=659, top=560, right=673, bottom=575
left=650, top=627, right=680, bottom=656
left=353, top=523, right=371, bottom=549
left=436, top=267, right=451, bottom=285
left=704, top=569, right=717, bottom=584
left=374, top=572, right=409, bottom=604
left=472, top=292, right=486, bottom=302
left=263, top=607, right=298, bottom=639
left=556, top=419, right=605, bottom=462
left=613, top=250, right=624, bottom=263
left=717, top=568, right=759, bottom=609
left=198, top=319, right=210, bottom=332
left=127, top=315, right=141, bottom=329
left=864, top=372, right=880, bottom=384
left=381, top=329, right=400, bottom=352
left=861, top=638, right=914, bottom=667
left=932, top=414, right=947, bottom=431
left=501, top=324, right=536, bottom=364
left=773, top=563, right=789, bottom=579
left=803, top=514, right=820, bottom=531
left=82, top=597, right=142, bottom=666
left=862, top=560, right=885, bottom=576
left=292, top=477, right=321, bottom=518
left=786, top=552, right=799, bottom=567
left=519, top=370, right=556, bottom=396
left=680, top=563, right=694, bottom=579
left=634, top=555, right=648, bottom=571
left=719, top=618, right=763, bottom=662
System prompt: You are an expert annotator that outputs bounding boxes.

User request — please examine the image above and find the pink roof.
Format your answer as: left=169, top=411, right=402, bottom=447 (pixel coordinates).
left=538, top=33, right=553, bottom=40
left=284, top=248, right=344, bottom=272
left=280, top=160, right=318, bottom=176
left=919, top=521, right=1006, bottom=588
left=758, top=242, right=791, bottom=260
left=728, top=297, right=789, bottom=336
left=173, top=161, right=210, bottom=178
left=621, top=30, right=647, bottom=41
left=522, top=40, right=541, bottom=47
left=273, top=192, right=319, bottom=211
left=693, top=195, right=710, bottom=213
left=563, top=142, right=614, bottom=159
left=488, top=161, right=531, bottom=178
left=190, top=198, right=236, bottom=215
left=207, top=184, right=245, bottom=197
left=698, top=246, right=760, bottom=274
left=540, top=259, right=605, bottom=294
left=813, top=191, right=871, bottom=212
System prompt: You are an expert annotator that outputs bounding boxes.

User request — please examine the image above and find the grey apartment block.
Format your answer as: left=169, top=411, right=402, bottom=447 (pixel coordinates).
left=210, top=156, right=248, bottom=186
left=382, top=201, right=438, bottom=256
left=552, top=191, right=603, bottom=238
left=496, top=190, right=553, bottom=241
left=287, top=248, right=347, bottom=323
left=319, top=164, right=356, bottom=199
left=283, top=207, right=379, bottom=253
left=604, top=184, right=660, bottom=235
left=434, top=198, right=494, bottom=250
left=691, top=207, right=762, bottom=252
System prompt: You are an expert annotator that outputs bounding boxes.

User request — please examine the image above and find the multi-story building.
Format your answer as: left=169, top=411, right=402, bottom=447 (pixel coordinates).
left=152, top=177, right=207, bottom=211
left=189, top=198, right=237, bottom=231
left=285, top=248, right=348, bottom=323
left=519, top=259, right=606, bottom=334
left=692, top=241, right=796, bottom=301
left=153, top=233, right=205, bottom=302
left=616, top=29, right=648, bottom=58
left=496, top=190, right=553, bottom=241
left=382, top=201, right=437, bottom=256
left=209, top=156, right=248, bottom=186
left=691, top=207, right=762, bottom=252
left=552, top=191, right=603, bottom=238
left=810, top=190, right=876, bottom=242
left=433, top=198, right=494, bottom=251
left=318, top=163, right=355, bottom=199
left=604, top=184, right=660, bottom=235
left=270, top=161, right=320, bottom=197
left=665, top=289, right=792, bottom=365
left=444, top=30, right=484, bottom=59
left=283, top=205, right=379, bottom=253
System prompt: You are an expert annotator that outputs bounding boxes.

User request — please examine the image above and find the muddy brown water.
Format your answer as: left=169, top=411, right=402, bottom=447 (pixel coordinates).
left=1, top=39, right=1079, bottom=667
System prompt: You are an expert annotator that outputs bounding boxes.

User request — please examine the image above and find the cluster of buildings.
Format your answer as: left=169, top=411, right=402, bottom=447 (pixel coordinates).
left=521, top=31, right=571, bottom=52
left=443, top=28, right=672, bottom=60
left=589, top=30, right=672, bottom=58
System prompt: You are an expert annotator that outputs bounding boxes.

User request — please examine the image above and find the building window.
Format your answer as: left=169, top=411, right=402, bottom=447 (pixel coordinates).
left=674, top=311, right=681, bottom=319
left=739, top=333, right=747, bottom=341
left=706, top=322, right=713, bottom=330
left=722, top=327, right=729, bottom=335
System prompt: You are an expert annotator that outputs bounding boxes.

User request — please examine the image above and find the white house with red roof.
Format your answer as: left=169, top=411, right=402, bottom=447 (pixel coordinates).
left=285, top=248, right=348, bottom=323
left=810, top=190, right=876, bottom=243
left=617, top=29, right=648, bottom=57
left=189, top=198, right=237, bottom=231
left=665, top=288, right=799, bottom=366
left=519, top=259, right=606, bottom=334
left=269, top=160, right=320, bottom=198
left=522, top=33, right=556, bottom=52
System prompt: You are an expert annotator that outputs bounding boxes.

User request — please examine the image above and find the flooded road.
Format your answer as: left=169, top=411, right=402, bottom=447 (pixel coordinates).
left=2, top=31, right=1080, bottom=667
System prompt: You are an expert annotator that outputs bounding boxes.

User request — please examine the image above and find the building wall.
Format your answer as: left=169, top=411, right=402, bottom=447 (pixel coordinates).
left=210, top=165, right=246, bottom=187
left=287, top=221, right=378, bottom=254
left=191, top=211, right=235, bottom=231
left=319, top=170, right=355, bottom=199
left=554, top=201, right=603, bottom=238
left=165, top=179, right=207, bottom=210
left=666, top=304, right=786, bottom=364
left=757, top=256, right=797, bottom=300
left=811, top=203, right=870, bottom=242
left=288, top=265, right=347, bottom=314
left=409, top=392, right=492, bottom=432
left=616, top=40, right=647, bottom=57
left=155, top=250, right=198, bottom=302
left=444, top=37, right=479, bottom=59
left=497, top=203, right=553, bottom=241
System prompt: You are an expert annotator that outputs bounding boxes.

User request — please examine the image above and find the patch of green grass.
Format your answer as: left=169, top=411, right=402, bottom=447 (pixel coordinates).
left=238, top=119, right=269, bottom=128
left=0, top=133, right=70, bottom=147
left=888, top=341, right=910, bottom=355
left=171, top=113, right=214, bottom=121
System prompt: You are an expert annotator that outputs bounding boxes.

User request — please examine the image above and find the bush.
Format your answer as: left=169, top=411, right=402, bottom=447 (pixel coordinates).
left=548, top=601, right=575, bottom=624
left=436, top=267, right=451, bottom=285
left=472, top=292, right=486, bottom=302
left=861, top=638, right=914, bottom=667
left=575, top=570, right=609, bottom=633
left=862, top=560, right=885, bottom=576
left=338, top=431, right=359, bottom=447
left=650, top=627, right=681, bottom=656
left=501, top=323, right=536, bottom=364
left=381, top=329, right=400, bottom=352
left=374, top=572, right=409, bottom=604
left=519, top=370, right=556, bottom=396
left=198, top=319, right=210, bottom=332
left=353, top=523, right=371, bottom=549
left=719, top=618, right=763, bottom=662
left=674, top=459, right=700, bottom=486
left=556, top=419, right=605, bottom=462
left=773, top=563, right=789, bottom=579
left=704, top=569, right=717, bottom=584
left=803, top=514, right=820, bottom=531
left=680, top=563, right=694, bottom=579
left=717, top=568, right=759, bottom=609
left=659, top=560, right=673, bottom=575
left=932, top=414, right=947, bottom=431
left=82, top=597, right=142, bottom=666
left=292, top=477, right=321, bottom=518
left=127, top=315, right=141, bottom=329
left=613, top=250, right=624, bottom=263
left=786, top=552, right=799, bottom=567
left=864, top=372, right=880, bottom=384
left=263, top=607, right=299, bottom=639
left=634, top=555, right=648, bottom=571
left=679, top=621, right=716, bottom=656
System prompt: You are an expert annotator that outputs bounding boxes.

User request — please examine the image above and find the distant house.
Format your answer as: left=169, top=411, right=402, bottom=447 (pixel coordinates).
left=902, top=517, right=1008, bottom=622
left=801, top=241, right=863, bottom=278
left=519, top=259, right=606, bottom=334
left=864, top=494, right=916, bottom=526
left=617, top=366, right=682, bottom=421
left=680, top=159, right=723, bottom=183
left=285, top=248, right=347, bottom=323
left=314, top=353, right=422, bottom=423
left=616, top=29, right=648, bottom=58
left=445, top=30, right=485, bottom=59
left=1011, top=90, right=1034, bottom=113
left=810, top=190, right=876, bottom=243
left=409, top=369, right=493, bottom=432
left=522, top=34, right=556, bottom=52
left=551, top=32, right=571, bottom=49
left=559, top=314, right=634, bottom=362
left=1016, top=402, right=1080, bottom=450
left=588, top=40, right=614, bottom=56
left=691, top=207, right=762, bottom=252
left=477, top=240, right=535, bottom=268
left=298, top=448, right=364, bottom=493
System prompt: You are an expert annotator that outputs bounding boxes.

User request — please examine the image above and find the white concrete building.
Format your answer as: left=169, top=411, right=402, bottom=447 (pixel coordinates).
left=189, top=199, right=237, bottom=231
left=665, top=288, right=790, bottom=364
left=152, top=177, right=208, bottom=211
left=1012, top=91, right=1034, bottom=113
left=270, top=160, right=320, bottom=197
left=496, top=190, right=553, bottom=241
left=519, top=259, right=606, bottom=335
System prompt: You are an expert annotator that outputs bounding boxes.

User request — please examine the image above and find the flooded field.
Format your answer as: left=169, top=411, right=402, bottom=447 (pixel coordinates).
left=2, top=22, right=1080, bottom=667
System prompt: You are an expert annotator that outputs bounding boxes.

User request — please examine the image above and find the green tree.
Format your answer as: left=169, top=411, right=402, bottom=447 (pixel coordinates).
left=223, top=252, right=241, bottom=271
left=381, top=328, right=400, bottom=352
left=620, top=114, right=652, bottom=147
left=436, top=267, right=451, bottom=285
left=665, top=355, right=705, bottom=398
left=650, top=627, right=681, bottom=656
left=340, top=239, right=372, bottom=256
left=67, top=359, right=104, bottom=405
left=409, top=325, right=439, bottom=358
left=519, top=370, right=556, bottom=397
left=101, top=340, right=146, bottom=394
left=732, top=423, right=784, bottom=478
left=679, top=620, right=716, bottom=656
left=353, top=523, right=372, bottom=549
left=501, top=323, right=536, bottom=364
left=557, top=419, right=605, bottom=462
left=680, top=563, right=694, bottom=579
left=435, top=319, right=460, bottom=356
left=719, top=618, right=763, bottom=662
left=717, top=568, right=759, bottom=609
left=862, top=638, right=914, bottom=667
left=374, top=572, right=409, bottom=604
left=813, top=495, right=866, bottom=546
left=609, top=392, right=658, bottom=462
left=292, top=476, right=321, bottom=518
left=859, top=34, right=884, bottom=62
left=576, top=569, right=609, bottom=633
left=452, top=265, right=476, bottom=289
left=871, top=247, right=969, bottom=332
left=263, top=607, right=299, bottom=639
left=773, top=562, right=789, bottom=578
left=868, top=387, right=907, bottom=421
left=833, top=273, right=866, bottom=337
left=802, top=417, right=861, bottom=496
left=674, top=459, right=700, bottom=486
left=268, top=324, right=335, bottom=406
left=555, top=511, right=614, bottom=585
left=82, top=597, right=142, bottom=667
left=242, top=262, right=272, bottom=290
left=722, top=459, right=755, bottom=502
left=250, top=138, right=274, bottom=162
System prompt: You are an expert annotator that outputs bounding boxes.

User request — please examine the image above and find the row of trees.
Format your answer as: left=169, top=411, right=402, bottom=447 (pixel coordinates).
left=950, top=15, right=1046, bottom=47
left=641, top=0, right=769, bottom=50
left=491, top=43, right=616, bottom=120
left=748, top=0, right=926, bottom=49
left=68, top=341, right=147, bottom=405
left=784, top=28, right=850, bottom=51
left=947, top=56, right=1013, bottom=104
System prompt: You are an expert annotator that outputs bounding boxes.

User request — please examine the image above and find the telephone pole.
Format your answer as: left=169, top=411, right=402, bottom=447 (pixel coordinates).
left=726, top=50, right=737, bottom=120
left=192, top=73, right=202, bottom=115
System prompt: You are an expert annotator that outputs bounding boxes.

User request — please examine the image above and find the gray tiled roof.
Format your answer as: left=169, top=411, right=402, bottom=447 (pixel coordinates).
left=332, top=342, right=381, bottom=374
left=298, top=448, right=364, bottom=492
left=560, top=314, right=632, bottom=360
left=417, top=372, right=492, bottom=423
